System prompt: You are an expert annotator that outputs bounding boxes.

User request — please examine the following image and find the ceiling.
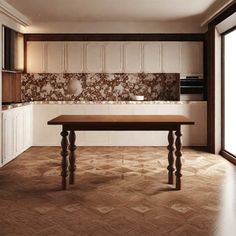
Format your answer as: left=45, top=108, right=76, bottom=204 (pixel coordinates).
left=3, top=0, right=229, bottom=23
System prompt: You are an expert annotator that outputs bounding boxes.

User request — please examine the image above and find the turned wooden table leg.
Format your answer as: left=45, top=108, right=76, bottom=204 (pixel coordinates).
left=175, top=127, right=182, bottom=190
left=167, top=130, right=175, bottom=184
left=69, top=130, right=76, bottom=185
left=61, top=129, right=69, bottom=190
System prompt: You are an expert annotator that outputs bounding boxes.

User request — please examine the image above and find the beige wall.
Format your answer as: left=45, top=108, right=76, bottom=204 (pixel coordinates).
left=25, top=21, right=206, bottom=33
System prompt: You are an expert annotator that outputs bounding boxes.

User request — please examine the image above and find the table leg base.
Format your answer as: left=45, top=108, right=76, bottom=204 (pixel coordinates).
left=168, top=173, right=174, bottom=185
left=176, top=178, right=181, bottom=190
left=69, top=175, right=74, bottom=185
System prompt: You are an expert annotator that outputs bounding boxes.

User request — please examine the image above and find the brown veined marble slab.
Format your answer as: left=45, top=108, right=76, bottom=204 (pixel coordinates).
left=21, top=73, right=180, bottom=102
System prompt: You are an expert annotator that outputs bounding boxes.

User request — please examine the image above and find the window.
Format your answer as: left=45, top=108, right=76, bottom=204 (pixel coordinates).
left=223, top=28, right=236, bottom=157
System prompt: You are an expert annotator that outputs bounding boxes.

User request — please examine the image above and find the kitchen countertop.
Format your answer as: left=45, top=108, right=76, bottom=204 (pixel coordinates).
left=2, top=100, right=207, bottom=111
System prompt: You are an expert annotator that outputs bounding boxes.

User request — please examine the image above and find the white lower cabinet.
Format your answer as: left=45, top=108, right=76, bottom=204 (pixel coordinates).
left=2, top=102, right=207, bottom=166
left=2, top=110, right=14, bottom=165
left=1, top=105, right=33, bottom=166
left=33, top=104, right=61, bottom=146
left=32, top=102, right=207, bottom=147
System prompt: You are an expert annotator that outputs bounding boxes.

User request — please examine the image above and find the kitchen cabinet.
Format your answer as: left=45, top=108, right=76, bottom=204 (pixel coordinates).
left=124, top=43, right=142, bottom=73
left=66, top=42, right=84, bottom=73
left=23, top=105, right=33, bottom=149
left=33, top=104, right=61, bottom=146
left=143, top=43, right=162, bottom=73
left=26, top=41, right=204, bottom=76
left=15, top=107, right=24, bottom=155
left=181, top=42, right=203, bottom=76
left=30, top=102, right=207, bottom=147
left=2, top=110, right=14, bottom=165
left=1, top=105, right=33, bottom=166
left=1, top=102, right=207, bottom=167
left=2, top=72, right=22, bottom=103
left=104, top=43, right=123, bottom=73
left=46, top=42, right=64, bottom=73
left=27, top=42, right=45, bottom=73
left=162, top=42, right=181, bottom=73
left=86, top=43, right=104, bottom=73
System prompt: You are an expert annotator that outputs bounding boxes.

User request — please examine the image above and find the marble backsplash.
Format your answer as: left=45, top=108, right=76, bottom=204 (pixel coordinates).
left=21, top=73, right=180, bottom=102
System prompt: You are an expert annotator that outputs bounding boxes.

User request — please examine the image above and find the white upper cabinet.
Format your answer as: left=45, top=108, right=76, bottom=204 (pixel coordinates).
left=26, top=41, right=203, bottom=75
left=143, top=43, right=162, bottom=73
left=162, top=42, right=181, bottom=73
left=86, top=43, right=104, bottom=73
left=181, top=42, right=203, bottom=76
left=66, top=42, right=84, bottom=73
left=124, top=43, right=142, bottom=73
left=104, top=43, right=122, bottom=73
left=27, top=42, right=45, bottom=73
left=46, top=42, right=65, bottom=73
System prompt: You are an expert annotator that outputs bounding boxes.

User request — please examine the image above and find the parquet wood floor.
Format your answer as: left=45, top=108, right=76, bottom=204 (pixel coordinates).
left=0, top=147, right=235, bottom=236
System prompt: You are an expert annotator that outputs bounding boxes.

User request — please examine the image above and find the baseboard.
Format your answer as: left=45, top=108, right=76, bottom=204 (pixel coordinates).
left=221, top=150, right=236, bottom=165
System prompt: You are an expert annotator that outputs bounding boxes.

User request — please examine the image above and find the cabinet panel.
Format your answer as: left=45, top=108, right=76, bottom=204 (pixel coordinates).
left=2, top=105, right=33, bottom=166
left=33, top=105, right=61, bottom=146
left=2, top=111, right=14, bottom=164
left=66, top=43, right=83, bottom=73
left=46, top=42, right=64, bottom=73
left=143, top=43, right=162, bottom=73
left=27, top=42, right=45, bottom=73
left=86, top=43, right=103, bottom=73
left=15, top=109, right=24, bottom=155
left=23, top=105, right=33, bottom=149
left=104, top=43, right=122, bottom=73
left=162, top=42, right=181, bottom=73
left=124, top=43, right=142, bottom=73
left=181, top=42, right=203, bottom=75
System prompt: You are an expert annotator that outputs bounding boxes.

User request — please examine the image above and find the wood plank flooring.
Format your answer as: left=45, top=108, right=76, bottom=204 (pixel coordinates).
left=0, top=146, right=235, bottom=236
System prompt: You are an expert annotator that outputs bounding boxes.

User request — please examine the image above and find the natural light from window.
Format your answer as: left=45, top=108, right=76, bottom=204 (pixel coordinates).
left=224, top=29, right=236, bottom=156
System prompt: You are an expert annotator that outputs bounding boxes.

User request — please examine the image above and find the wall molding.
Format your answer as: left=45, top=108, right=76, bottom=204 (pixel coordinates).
left=201, top=0, right=234, bottom=26
left=0, top=0, right=31, bottom=26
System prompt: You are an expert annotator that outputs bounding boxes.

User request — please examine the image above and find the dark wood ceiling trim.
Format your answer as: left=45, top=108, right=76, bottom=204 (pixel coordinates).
left=24, top=33, right=205, bottom=42
left=209, top=2, right=236, bottom=27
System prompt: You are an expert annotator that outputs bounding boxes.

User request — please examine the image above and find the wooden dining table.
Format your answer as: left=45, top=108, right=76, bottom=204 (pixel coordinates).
left=48, top=115, right=194, bottom=190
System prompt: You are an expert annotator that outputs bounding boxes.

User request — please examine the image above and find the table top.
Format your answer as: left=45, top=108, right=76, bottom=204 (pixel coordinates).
left=48, top=115, right=194, bottom=125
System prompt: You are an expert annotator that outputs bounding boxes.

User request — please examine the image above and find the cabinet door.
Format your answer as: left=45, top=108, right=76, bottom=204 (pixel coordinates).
left=124, top=43, right=142, bottom=73
left=33, top=105, right=61, bottom=146
left=104, top=43, right=122, bottom=73
left=2, top=111, right=14, bottom=164
left=181, top=42, right=203, bottom=76
left=23, top=105, right=33, bottom=149
left=15, top=109, right=24, bottom=155
left=66, top=42, right=84, bottom=73
left=143, top=43, right=162, bottom=73
left=46, top=42, right=65, bottom=73
left=86, top=43, right=103, bottom=73
left=27, top=42, right=45, bottom=73
left=162, top=42, right=181, bottom=73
